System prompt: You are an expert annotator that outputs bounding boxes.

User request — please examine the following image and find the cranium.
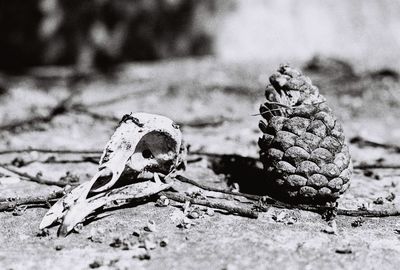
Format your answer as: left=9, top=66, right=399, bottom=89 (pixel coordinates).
left=40, top=112, right=186, bottom=235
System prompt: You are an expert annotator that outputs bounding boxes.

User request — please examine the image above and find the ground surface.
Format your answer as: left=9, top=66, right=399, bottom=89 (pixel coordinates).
left=0, top=57, right=400, bottom=270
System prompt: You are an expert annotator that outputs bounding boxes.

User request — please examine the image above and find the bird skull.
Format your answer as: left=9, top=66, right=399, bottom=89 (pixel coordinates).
left=40, top=112, right=185, bottom=234
left=92, top=112, right=185, bottom=192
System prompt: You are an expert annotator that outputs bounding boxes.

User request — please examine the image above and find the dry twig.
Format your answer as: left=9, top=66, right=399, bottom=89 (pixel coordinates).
left=176, top=175, right=261, bottom=201
left=160, top=191, right=258, bottom=219
left=354, top=163, right=400, bottom=170
left=336, top=208, right=400, bottom=217
left=350, top=136, right=400, bottom=152
left=0, top=148, right=101, bottom=156
left=0, top=189, right=68, bottom=211
left=0, top=164, right=77, bottom=187
left=0, top=91, right=77, bottom=133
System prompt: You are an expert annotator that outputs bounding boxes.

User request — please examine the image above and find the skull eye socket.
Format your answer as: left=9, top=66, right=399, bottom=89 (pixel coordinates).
left=142, top=149, right=154, bottom=159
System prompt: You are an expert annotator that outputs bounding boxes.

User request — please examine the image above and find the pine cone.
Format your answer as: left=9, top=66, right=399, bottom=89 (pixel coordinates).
left=258, top=64, right=352, bottom=204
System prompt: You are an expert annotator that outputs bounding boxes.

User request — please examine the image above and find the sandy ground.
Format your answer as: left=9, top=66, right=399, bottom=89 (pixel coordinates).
left=0, top=57, right=400, bottom=270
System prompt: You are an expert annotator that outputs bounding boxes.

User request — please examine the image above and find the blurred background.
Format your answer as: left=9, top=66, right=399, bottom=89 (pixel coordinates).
left=1, top=0, right=400, bottom=72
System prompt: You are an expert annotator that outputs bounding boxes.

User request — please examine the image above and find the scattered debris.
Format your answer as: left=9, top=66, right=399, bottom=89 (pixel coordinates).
left=11, top=157, right=25, bottom=168
left=373, top=197, right=384, bottom=205
left=159, top=238, right=168, bottom=247
left=36, top=229, right=50, bottom=237
left=386, top=192, right=396, bottom=202
left=206, top=208, right=215, bottom=216
left=143, top=235, right=157, bottom=250
left=135, top=253, right=151, bottom=260
left=188, top=207, right=203, bottom=219
left=322, top=220, right=338, bottom=235
left=230, top=182, right=240, bottom=192
left=144, top=220, right=157, bottom=232
left=89, top=259, right=103, bottom=269
left=110, top=236, right=124, bottom=248
left=132, top=230, right=141, bottom=237
left=185, top=188, right=206, bottom=200
left=321, top=204, right=338, bottom=221
left=358, top=204, right=369, bottom=211
left=88, top=228, right=105, bottom=243
left=12, top=205, right=28, bottom=216
left=272, top=210, right=297, bottom=225
left=155, top=195, right=170, bottom=207
left=335, top=246, right=353, bottom=254
left=73, top=223, right=84, bottom=234
left=363, top=169, right=374, bottom=177
left=351, top=217, right=365, bottom=227
left=55, top=245, right=64, bottom=251
left=177, top=217, right=194, bottom=229
left=59, top=171, right=80, bottom=185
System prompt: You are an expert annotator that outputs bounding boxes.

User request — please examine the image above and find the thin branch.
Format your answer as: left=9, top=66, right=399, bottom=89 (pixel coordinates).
left=72, top=106, right=120, bottom=122
left=0, top=91, right=76, bottom=133
left=0, top=164, right=78, bottom=187
left=0, top=148, right=102, bottom=156
left=73, top=106, right=239, bottom=129
left=160, top=191, right=258, bottom=219
left=83, top=87, right=157, bottom=108
left=336, top=208, right=400, bottom=217
left=177, top=117, right=240, bottom=128
left=350, top=136, right=400, bottom=152
left=354, top=164, right=400, bottom=170
left=37, top=157, right=99, bottom=165
left=0, top=189, right=68, bottom=211
left=188, top=151, right=259, bottom=162
left=175, top=175, right=261, bottom=201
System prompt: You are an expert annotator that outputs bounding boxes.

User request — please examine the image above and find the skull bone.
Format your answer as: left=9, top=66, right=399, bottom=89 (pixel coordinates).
left=93, top=112, right=185, bottom=192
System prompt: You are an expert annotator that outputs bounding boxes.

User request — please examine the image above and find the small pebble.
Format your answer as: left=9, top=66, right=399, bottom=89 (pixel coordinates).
left=110, top=237, right=123, bottom=248
left=206, top=208, right=215, bottom=216
left=88, top=228, right=105, bottom=243
left=73, top=223, right=84, bottom=233
left=373, top=197, right=384, bottom=205
left=89, top=259, right=103, bottom=268
left=160, top=238, right=168, bottom=247
left=144, top=220, right=157, bottom=232
left=137, top=253, right=151, bottom=260
left=188, top=210, right=200, bottom=219
left=132, top=230, right=141, bottom=237
left=322, top=220, right=338, bottom=235
left=386, top=192, right=396, bottom=202
left=351, top=217, right=365, bottom=227
left=335, top=247, right=352, bottom=254
left=36, top=229, right=50, bottom=237
left=363, top=170, right=374, bottom=177
left=155, top=195, right=170, bottom=207
left=11, top=157, right=25, bottom=167
left=55, top=245, right=64, bottom=251
left=144, top=238, right=157, bottom=250
left=12, top=205, right=27, bottom=216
